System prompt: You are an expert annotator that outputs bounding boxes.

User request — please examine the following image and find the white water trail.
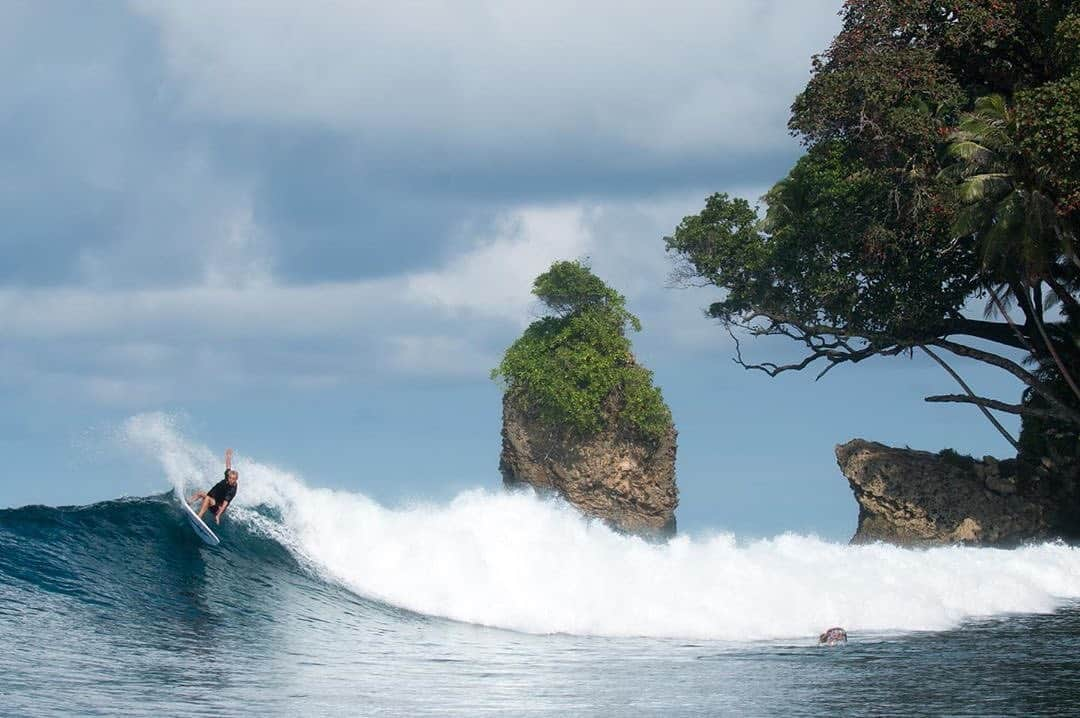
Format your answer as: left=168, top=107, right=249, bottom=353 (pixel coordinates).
left=123, top=412, right=1080, bottom=641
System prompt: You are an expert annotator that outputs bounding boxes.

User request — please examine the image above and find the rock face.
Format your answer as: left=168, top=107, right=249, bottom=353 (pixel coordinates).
left=836, top=439, right=1053, bottom=546
left=500, top=391, right=678, bottom=537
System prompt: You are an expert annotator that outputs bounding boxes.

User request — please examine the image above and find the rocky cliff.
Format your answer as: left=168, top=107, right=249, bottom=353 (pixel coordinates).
left=500, top=391, right=678, bottom=537
left=836, top=439, right=1055, bottom=545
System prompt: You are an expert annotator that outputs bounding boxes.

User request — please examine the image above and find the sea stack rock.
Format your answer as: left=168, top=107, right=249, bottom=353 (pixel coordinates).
left=500, top=384, right=679, bottom=537
left=493, top=260, right=678, bottom=538
left=836, top=439, right=1050, bottom=546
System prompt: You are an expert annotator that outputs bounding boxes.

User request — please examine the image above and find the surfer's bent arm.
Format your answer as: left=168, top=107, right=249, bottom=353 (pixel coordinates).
left=216, top=501, right=229, bottom=519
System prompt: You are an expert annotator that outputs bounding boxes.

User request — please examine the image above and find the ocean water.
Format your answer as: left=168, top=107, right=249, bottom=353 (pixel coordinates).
left=2, top=415, right=1080, bottom=717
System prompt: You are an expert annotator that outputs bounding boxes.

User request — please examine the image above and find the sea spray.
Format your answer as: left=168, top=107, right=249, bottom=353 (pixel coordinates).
left=122, top=412, right=1080, bottom=641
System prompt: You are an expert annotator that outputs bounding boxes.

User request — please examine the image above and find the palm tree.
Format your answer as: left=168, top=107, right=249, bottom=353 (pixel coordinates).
left=943, top=93, right=1080, bottom=403
left=945, top=95, right=1064, bottom=275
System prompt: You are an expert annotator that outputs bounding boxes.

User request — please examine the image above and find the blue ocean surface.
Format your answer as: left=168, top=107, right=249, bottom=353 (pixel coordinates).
left=2, top=418, right=1080, bottom=716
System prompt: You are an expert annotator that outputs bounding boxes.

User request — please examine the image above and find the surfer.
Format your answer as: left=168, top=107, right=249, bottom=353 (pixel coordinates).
left=189, top=448, right=239, bottom=524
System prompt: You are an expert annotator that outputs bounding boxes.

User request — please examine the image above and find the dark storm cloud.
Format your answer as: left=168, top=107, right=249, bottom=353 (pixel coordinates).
left=0, top=2, right=259, bottom=288
left=0, top=3, right=459, bottom=288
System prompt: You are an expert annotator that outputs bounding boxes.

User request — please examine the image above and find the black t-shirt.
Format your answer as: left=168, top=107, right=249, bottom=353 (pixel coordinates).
left=207, top=478, right=237, bottom=505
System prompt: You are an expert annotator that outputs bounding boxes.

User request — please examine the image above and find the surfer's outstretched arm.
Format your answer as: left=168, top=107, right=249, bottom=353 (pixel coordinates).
left=224, top=448, right=233, bottom=470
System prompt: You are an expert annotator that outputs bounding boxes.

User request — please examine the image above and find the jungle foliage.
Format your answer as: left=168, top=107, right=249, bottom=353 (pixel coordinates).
left=665, top=0, right=1080, bottom=462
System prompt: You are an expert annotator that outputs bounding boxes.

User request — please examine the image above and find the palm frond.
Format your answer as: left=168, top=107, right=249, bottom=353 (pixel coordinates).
left=952, top=202, right=990, bottom=238
left=972, top=93, right=1010, bottom=121
left=946, top=140, right=996, bottom=166
left=958, top=173, right=1012, bottom=203
left=978, top=191, right=1026, bottom=269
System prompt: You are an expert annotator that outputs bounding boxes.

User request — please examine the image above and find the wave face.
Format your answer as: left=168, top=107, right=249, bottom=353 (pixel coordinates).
left=37, top=412, right=1067, bottom=643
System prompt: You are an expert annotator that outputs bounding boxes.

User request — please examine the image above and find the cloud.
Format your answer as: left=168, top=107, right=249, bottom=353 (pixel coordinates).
left=379, top=335, right=498, bottom=378
left=2, top=1, right=829, bottom=408
left=3, top=2, right=839, bottom=295
left=405, top=206, right=592, bottom=322
left=0, top=205, right=602, bottom=339
left=1, top=193, right=730, bottom=405
left=135, top=0, right=841, bottom=167
left=0, top=280, right=394, bottom=339
left=0, top=3, right=275, bottom=291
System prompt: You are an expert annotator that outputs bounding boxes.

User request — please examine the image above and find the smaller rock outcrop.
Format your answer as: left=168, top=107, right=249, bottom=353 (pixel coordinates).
left=500, top=391, right=678, bottom=537
left=836, top=439, right=1052, bottom=545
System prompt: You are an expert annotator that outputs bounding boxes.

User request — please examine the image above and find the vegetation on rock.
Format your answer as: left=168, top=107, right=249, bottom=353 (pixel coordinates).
left=937, top=447, right=977, bottom=469
left=493, top=260, right=671, bottom=443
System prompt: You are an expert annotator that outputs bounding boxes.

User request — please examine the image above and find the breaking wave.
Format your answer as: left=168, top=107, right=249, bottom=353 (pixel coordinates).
left=5, top=412, right=1079, bottom=643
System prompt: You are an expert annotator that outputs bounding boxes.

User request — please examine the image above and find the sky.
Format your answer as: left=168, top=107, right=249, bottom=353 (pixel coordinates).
left=1, top=1, right=1026, bottom=540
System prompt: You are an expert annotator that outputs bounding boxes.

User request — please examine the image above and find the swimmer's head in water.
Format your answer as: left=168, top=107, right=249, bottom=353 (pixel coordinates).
left=819, top=627, right=848, bottom=646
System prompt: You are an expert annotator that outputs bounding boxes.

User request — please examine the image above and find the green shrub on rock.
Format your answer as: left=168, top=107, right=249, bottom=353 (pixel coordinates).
left=492, top=260, right=671, bottom=443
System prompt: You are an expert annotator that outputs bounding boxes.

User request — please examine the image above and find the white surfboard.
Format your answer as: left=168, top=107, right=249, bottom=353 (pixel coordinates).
left=180, top=499, right=221, bottom=546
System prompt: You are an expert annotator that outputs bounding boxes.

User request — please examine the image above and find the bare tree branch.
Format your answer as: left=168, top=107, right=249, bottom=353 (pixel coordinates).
left=924, top=394, right=1062, bottom=421
left=727, top=313, right=899, bottom=379
left=931, top=338, right=1080, bottom=425
left=725, top=309, right=1080, bottom=430
left=939, top=315, right=1035, bottom=350
left=1018, top=278, right=1080, bottom=404
left=921, top=346, right=1019, bottom=450
left=987, top=284, right=1037, bottom=356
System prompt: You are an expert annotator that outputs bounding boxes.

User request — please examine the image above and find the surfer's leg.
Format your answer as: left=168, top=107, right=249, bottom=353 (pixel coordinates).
left=197, top=496, right=216, bottom=519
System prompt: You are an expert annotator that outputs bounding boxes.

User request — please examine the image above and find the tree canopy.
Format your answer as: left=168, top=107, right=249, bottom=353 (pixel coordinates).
left=665, top=0, right=1080, bottom=462
left=493, top=261, right=671, bottom=442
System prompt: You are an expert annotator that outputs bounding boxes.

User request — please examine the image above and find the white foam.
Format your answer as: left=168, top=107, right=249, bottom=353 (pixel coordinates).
left=123, top=412, right=1080, bottom=641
